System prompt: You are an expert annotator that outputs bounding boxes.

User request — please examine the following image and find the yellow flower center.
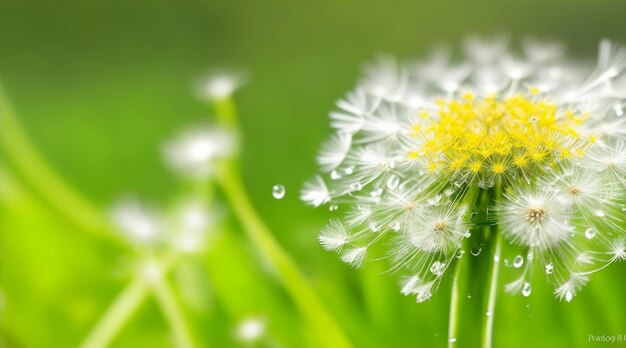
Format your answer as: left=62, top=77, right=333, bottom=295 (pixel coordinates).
left=412, top=92, right=593, bottom=177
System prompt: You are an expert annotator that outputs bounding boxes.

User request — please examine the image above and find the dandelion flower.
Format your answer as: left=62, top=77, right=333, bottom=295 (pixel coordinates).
left=304, top=38, right=626, bottom=302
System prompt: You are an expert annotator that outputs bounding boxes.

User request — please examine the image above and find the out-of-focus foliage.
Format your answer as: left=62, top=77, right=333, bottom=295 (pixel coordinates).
left=1, top=1, right=625, bottom=347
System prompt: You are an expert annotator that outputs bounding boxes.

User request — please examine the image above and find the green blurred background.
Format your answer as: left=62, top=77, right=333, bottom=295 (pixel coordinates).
left=1, top=1, right=625, bottom=347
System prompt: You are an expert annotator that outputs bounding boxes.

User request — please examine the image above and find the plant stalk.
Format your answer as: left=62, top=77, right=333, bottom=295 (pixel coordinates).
left=212, top=96, right=353, bottom=348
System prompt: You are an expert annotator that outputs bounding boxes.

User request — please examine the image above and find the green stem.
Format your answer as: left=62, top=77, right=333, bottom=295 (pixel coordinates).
left=79, top=278, right=149, bottom=348
left=481, top=230, right=501, bottom=348
left=481, top=185, right=503, bottom=348
left=151, top=277, right=197, bottom=348
left=0, top=84, right=118, bottom=243
left=212, top=97, right=352, bottom=348
left=215, top=166, right=352, bottom=348
left=449, top=186, right=503, bottom=348
left=80, top=255, right=182, bottom=348
left=447, top=254, right=463, bottom=348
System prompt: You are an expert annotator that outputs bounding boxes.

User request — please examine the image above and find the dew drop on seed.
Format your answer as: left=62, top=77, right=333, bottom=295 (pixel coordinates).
left=513, top=255, right=524, bottom=268
left=387, top=175, right=400, bottom=190
left=522, top=282, right=532, bottom=297
left=585, top=227, right=597, bottom=240
left=344, top=166, right=354, bottom=175
left=430, top=261, right=445, bottom=275
left=330, top=170, right=341, bottom=180
left=464, top=230, right=472, bottom=238
left=456, top=250, right=465, bottom=258
left=470, top=247, right=481, bottom=256
left=494, top=255, right=500, bottom=262
left=545, top=263, right=554, bottom=274
left=565, top=291, right=573, bottom=302
left=467, top=293, right=472, bottom=299
left=369, top=222, right=380, bottom=232
left=272, top=185, right=286, bottom=199
left=329, top=204, right=338, bottom=212
left=486, top=311, right=493, bottom=317
left=449, top=338, right=457, bottom=343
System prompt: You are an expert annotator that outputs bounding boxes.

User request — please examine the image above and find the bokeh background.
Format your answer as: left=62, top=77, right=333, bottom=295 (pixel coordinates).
left=1, top=1, right=625, bottom=348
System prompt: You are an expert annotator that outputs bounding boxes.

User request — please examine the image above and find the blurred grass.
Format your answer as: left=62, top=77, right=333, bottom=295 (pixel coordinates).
left=1, top=1, right=626, bottom=347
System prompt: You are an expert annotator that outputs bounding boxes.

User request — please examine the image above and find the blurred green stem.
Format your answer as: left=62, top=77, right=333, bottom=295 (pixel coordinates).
left=0, top=85, right=118, bottom=243
left=79, top=277, right=149, bottom=348
left=80, top=254, right=193, bottom=348
left=212, top=95, right=352, bottom=348
left=151, top=276, right=197, bottom=348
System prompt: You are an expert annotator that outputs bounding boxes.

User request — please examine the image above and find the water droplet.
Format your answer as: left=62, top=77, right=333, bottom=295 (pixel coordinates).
left=371, top=188, right=383, bottom=197
left=349, top=182, right=363, bottom=192
left=430, top=261, right=445, bottom=275
left=330, top=170, right=342, bottom=180
left=486, top=311, right=493, bottom=317
left=585, top=227, right=597, bottom=240
left=545, top=263, right=554, bottom=274
left=522, top=282, right=532, bottom=297
left=272, top=185, right=286, bottom=199
left=513, top=255, right=524, bottom=268
left=493, top=255, right=500, bottom=262
left=456, top=250, right=465, bottom=258
left=449, top=337, right=457, bottom=343
left=565, top=291, right=573, bottom=302
left=344, top=166, right=354, bottom=175
left=503, top=259, right=510, bottom=267
left=464, top=230, right=471, bottom=238
left=391, top=221, right=401, bottom=231
left=329, top=204, right=338, bottom=212
left=427, top=194, right=442, bottom=206
left=467, top=293, right=472, bottom=299
left=471, top=247, right=482, bottom=256
left=369, top=222, right=380, bottom=232
left=386, top=175, right=400, bottom=190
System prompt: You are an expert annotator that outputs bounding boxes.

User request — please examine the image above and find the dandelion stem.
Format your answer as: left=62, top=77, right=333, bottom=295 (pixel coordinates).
left=481, top=229, right=501, bottom=348
left=481, top=185, right=503, bottom=348
left=79, top=278, right=149, bottom=348
left=447, top=257, right=462, bottom=348
left=151, top=277, right=197, bottom=348
left=212, top=97, right=353, bottom=348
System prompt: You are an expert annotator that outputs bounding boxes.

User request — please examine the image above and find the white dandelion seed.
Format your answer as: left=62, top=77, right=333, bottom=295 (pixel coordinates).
left=318, top=219, right=350, bottom=251
left=304, top=37, right=626, bottom=302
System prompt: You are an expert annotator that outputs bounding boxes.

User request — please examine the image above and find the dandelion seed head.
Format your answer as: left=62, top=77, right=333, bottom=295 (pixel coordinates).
left=305, top=37, right=626, bottom=302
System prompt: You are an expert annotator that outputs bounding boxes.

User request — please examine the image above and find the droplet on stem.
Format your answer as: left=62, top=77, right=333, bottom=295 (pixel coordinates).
left=513, top=255, right=524, bottom=268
